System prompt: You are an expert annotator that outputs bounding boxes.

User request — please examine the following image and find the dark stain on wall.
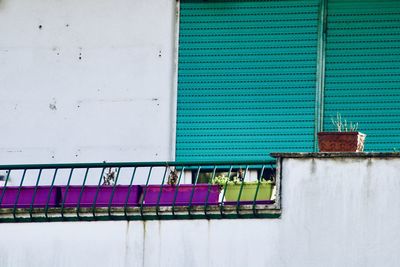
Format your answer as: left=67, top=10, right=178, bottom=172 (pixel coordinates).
left=49, top=98, right=57, bottom=111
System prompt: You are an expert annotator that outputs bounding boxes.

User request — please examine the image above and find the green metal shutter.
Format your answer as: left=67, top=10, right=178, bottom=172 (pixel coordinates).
left=324, top=0, right=400, bottom=151
left=176, top=0, right=320, bottom=161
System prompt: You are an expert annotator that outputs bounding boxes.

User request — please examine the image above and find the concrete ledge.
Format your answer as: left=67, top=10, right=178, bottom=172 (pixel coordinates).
left=0, top=203, right=281, bottom=222
left=271, top=152, right=400, bottom=158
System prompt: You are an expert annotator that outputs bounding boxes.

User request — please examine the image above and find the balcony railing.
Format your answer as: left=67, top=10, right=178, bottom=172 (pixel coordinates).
left=0, top=160, right=280, bottom=222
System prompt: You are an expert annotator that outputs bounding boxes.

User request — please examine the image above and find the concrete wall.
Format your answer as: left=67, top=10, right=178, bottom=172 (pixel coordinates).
left=0, top=0, right=177, bottom=164
left=1, top=156, right=399, bottom=267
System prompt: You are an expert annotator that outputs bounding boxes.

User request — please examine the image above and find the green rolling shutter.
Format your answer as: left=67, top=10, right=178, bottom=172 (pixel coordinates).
left=324, top=0, right=400, bottom=151
left=176, top=0, right=319, bottom=161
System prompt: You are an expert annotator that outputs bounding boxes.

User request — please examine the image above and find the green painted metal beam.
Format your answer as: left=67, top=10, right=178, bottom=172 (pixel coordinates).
left=314, top=0, right=328, bottom=150
left=0, top=160, right=275, bottom=170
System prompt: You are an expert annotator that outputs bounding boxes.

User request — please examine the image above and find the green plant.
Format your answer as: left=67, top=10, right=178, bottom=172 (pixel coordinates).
left=331, top=112, right=358, bottom=132
left=211, top=174, right=270, bottom=187
left=102, top=167, right=117, bottom=185
left=167, top=167, right=178, bottom=186
left=212, top=174, right=274, bottom=201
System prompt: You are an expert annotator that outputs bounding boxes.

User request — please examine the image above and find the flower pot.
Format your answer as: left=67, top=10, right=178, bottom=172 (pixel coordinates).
left=60, top=185, right=141, bottom=207
left=142, top=184, right=220, bottom=206
left=223, top=182, right=273, bottom=204
left=318, top=132, right=366, bottom=152
left=0, top=186, right=59, bottom=208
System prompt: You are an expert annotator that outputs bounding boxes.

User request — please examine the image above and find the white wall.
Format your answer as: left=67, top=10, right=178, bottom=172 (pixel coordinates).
left=1, top=156, right=399, bottom=267
left=0, top=0, right=177, bottom=164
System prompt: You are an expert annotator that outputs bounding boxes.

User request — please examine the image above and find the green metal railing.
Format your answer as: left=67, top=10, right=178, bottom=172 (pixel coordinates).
left=0, top=161, right=280, bottom=223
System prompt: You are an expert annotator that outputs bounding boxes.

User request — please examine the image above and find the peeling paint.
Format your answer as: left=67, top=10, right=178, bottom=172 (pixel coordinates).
left=77, top=97, right=159, bottom=104
left=49, top=98, right=57, bottom=111
left=5, top=150, right=22, bottom=153
left=78, top=47, right=83, bottom=60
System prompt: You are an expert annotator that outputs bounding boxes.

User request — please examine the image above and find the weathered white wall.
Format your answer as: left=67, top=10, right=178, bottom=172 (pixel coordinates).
left=0, top=0, right=177, bottom=164
left=1, top=156, right=399, bottom=267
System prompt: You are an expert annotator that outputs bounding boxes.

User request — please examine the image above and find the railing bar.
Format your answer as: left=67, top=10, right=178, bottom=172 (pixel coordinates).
left=172, top=166, right=185, bottom=217
left=236, top=165, right=249, bottom=216
left=271, top=162, right=282, bottom=209
left=0, top=161, right=277, bottom=222
left=91, top=167, right=106, bottom=219
left=188, top=166, right=201, bottom=217
left=140, top=167, right=153, bottom=219
left=204, top=166, right=216, bottom=218
left=220, top=165, right=233, bottom=217
left=29, top=169, right=43, bottom=221
left=77, top=168, right=90, bottom=220
left=61, top=168, right=74, bottom=219
left=108, top=167, right=121, bottom=218
left=0, top=160, right=275, bottom=170
left=124, top=167, right=137, bottom=219
left=252, top=165, right=266, bottom=217
left=0, top=169, right=11, bottom=206
left=12, top=169, right=25, bottom=220
left=270, top=162, right=277, bottom=184
left=156, top=166, right=169, bottom=218
left=45, top=168, right=59, bottom=220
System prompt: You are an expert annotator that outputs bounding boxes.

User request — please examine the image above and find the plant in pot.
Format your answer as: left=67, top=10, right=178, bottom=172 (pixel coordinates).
left=142, top=167, right=220, bottom=206
left=318, top=113, right=366, bottom=152
left=212, top=169, right=274, bottom=204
